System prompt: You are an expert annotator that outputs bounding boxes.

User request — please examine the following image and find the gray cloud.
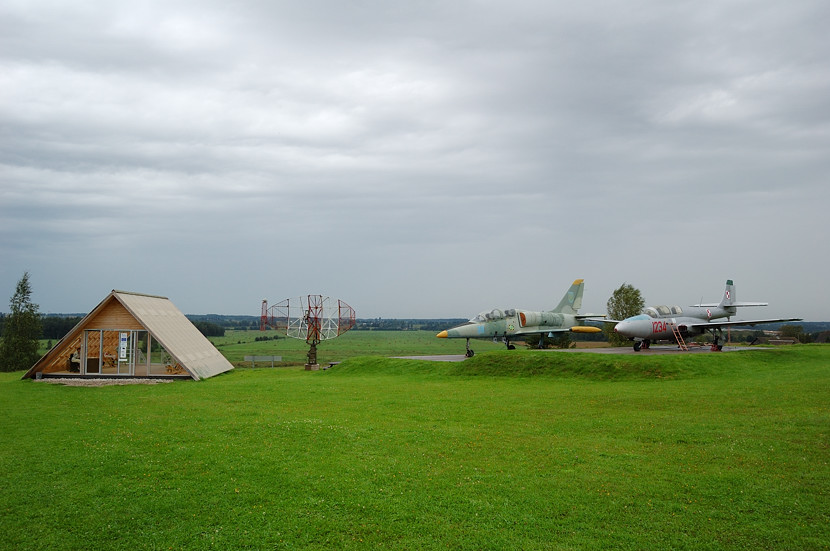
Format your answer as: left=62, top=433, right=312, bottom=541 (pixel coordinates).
left=1, top=0, right=828, bottom=320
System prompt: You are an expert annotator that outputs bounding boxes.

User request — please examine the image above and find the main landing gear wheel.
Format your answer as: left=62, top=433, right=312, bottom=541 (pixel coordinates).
left=633, top=340, right=650, bottom=351
left=710, top=332, right=723, bottom=352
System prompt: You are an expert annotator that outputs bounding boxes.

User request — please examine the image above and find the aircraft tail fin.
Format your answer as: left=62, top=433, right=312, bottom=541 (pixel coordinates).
left=553, top=279, right=584, bottom=314
left=696, top=280, right=769, bottom=308
left=719, top=279, right=736, bottom=308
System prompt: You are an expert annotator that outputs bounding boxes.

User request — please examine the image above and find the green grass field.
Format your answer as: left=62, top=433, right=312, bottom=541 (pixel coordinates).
left=1, top=336, right=828, bottom=549
left=211, top=329, right=511, bottom=365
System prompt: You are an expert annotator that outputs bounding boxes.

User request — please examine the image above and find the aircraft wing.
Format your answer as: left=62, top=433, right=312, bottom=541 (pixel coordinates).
left=688, top=317, right=802, bottom=329
left=585, top=317, right=619, bottom=324
left=693, top=302, right=768, bottom=307
left=513, top=326, right=569, bottom=335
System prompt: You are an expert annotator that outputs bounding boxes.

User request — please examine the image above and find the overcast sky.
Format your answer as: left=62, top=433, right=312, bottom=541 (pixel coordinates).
left=1, top=0, right=828, bottom=321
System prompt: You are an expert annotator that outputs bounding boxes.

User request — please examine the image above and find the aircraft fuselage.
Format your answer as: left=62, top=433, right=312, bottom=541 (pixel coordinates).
left=439, top=308, right=595, bottom=340
left=601, top=280, right=800, bottom=352
left=613, top=305, right=736, bottom=342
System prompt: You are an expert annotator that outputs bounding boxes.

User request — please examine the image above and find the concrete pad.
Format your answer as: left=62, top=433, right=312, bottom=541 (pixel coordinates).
left=393, top=355, right=469, bottom=362
left=548, top=345, right=767, bottom=355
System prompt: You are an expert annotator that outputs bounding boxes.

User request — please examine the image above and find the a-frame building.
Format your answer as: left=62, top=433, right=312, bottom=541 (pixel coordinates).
left=24, top=291, right=233, bottom=381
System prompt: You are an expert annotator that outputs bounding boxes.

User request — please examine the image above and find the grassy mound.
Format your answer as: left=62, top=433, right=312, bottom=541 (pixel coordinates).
left=327, top=355, right=457, bottom=376
left=330, top=348, right=800, bottom=380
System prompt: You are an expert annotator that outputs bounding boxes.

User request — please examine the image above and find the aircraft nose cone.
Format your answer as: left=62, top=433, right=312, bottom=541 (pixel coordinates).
left=614, top=321, right=632, bottom=337
left=436, top=330, right=448, bottom=338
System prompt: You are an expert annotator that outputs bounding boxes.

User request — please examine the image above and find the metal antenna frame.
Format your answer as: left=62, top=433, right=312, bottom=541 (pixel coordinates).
left=260, top=295, right=356, bottom=367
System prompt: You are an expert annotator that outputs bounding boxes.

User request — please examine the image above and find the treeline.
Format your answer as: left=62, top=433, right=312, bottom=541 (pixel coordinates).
left=0, top=314, right=226, bottom=340
left=191, top=321, right=225, bottom=337
left=41, top=316, right=83, bottom=339
left=186, top=316, right=480, bottom=333
left=187, top=314, right=260, bottom=331
left=0, top=314, right=86, bottom=340
left=357, top=319, right=467, bottom=332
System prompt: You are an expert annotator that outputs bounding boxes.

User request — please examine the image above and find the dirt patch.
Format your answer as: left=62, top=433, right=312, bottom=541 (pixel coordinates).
left=35, top=378, right=175, bottom=387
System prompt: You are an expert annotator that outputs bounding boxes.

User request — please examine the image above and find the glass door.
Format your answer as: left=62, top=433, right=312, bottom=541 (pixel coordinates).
left=117, top=331, right=133, bottom=375
left=83, top=329, right=142, bottom=376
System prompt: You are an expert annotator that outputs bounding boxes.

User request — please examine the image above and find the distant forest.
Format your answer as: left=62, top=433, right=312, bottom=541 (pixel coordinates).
left=185, top=314, right=470, bottom=333
left=1, top=313, right=828, bottom=343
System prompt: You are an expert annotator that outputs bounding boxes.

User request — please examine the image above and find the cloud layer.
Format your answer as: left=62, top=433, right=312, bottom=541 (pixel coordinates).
left=2, top=0, right=828, bottom=320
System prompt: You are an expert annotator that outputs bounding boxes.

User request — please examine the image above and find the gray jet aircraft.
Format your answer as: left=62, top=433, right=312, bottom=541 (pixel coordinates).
left=436, top=279, right=602, bottom=357
left=603, top=279, right=801, bottom=351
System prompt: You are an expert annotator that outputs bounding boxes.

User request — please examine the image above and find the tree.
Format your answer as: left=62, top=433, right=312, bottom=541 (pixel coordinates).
left=192, top=321, right=225, bottom=337
left=0, top=272, right=42, bottom=372
left=41, top=316, right=83, bottom=340
left=605, top=283, right=645, bottom=346
left=780, top=324, right=812, bottom=344
left=553, top=332, right=575, bottom=349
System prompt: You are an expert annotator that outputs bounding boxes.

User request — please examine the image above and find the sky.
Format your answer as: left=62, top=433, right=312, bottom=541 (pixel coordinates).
left=1, top=0, right=828, bottom=321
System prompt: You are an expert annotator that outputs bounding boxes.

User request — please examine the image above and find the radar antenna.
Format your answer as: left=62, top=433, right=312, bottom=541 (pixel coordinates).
left=260, top=295, right=356, bottom=368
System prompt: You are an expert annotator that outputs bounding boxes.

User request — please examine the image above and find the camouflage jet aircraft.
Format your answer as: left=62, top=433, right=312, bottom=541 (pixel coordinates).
left=436, top=279, right=602, bottom=357
left=604, top=279, right=801, bottom=351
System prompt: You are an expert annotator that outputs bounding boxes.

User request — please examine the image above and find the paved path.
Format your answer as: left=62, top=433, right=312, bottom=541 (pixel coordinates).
left=392, top=355, right=469, bottom=362
left=549, top=345, right=765, bottom=355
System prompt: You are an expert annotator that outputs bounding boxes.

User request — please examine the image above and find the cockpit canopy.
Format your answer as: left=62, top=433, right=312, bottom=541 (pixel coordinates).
left=643, top=305, right=683, bottom=318
left=470, top=308, right=516, bottom=323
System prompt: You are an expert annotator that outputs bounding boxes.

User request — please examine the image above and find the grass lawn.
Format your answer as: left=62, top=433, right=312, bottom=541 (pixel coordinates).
left=211, top=329, right=511, bottom=365
left=1, top=341, right=827, bottom=549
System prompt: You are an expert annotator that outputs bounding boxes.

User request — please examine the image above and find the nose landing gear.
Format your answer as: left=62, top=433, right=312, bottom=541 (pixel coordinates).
left=633, top=339, right=651, bottom=352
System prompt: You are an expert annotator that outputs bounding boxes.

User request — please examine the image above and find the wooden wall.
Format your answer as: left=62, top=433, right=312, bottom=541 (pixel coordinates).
left=41, top=334, right=82, bottom=374
left=85, top=300, right=144, bottom=330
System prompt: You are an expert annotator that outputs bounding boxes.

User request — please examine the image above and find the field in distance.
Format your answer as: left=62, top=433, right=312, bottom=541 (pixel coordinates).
left=209, top=329, right=597, bottom=365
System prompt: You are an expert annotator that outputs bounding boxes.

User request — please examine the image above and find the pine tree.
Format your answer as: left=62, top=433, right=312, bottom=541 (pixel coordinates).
left=0, top=272, right=42, bottom=372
